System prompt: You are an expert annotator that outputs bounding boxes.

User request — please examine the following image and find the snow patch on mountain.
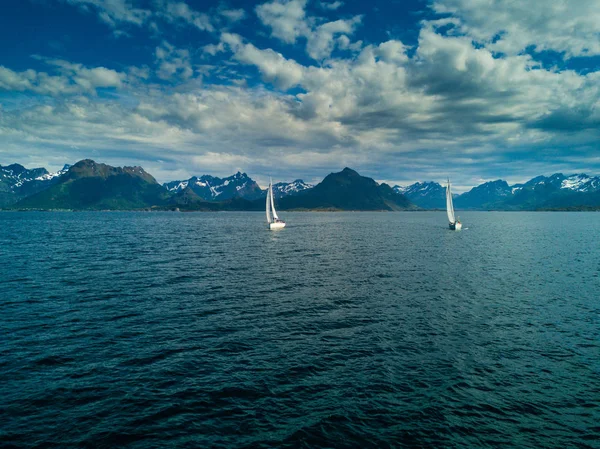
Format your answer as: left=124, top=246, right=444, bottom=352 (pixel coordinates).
left=164, top=171, right=263, bottom=200
left=560, top=174, right=600, bottom=192
left=35, top=164, right=72, bottom=182
left=167, top=181, right=189, bottom=192
left=393, top=182, right=443, bottom=197
left=272, top=180, right=313, bottom=197
left=1, top=164, right=50, bottom=190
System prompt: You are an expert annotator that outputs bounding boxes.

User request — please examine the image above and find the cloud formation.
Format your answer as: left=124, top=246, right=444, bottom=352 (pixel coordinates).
left=1, top=0, right=600, bottom=189
left=64, top=0, right=151, bottom=27
left=155, top=42, right=194, bottom=80
left=0, top=60, right=124, bottom=96
left=256, top=0, right=362, bottom=60
left=432, top=0, right=600, bottom=58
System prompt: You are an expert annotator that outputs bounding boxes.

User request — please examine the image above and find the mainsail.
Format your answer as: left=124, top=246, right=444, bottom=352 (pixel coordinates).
left=266, top=184, right=272, bottom=223
left=269, top=180, right=279, bottom=220
left=446, top=179, right=456, bottom=223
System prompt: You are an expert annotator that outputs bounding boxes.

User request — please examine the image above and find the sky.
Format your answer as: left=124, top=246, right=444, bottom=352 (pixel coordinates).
left=1, top=0, right=599, bottom=191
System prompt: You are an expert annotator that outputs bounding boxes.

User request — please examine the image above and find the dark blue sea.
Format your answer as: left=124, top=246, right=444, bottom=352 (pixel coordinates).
left=1, top=211, right=599, bottom=448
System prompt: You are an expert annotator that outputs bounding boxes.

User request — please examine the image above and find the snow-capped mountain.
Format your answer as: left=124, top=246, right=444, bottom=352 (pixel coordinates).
left=271, top=179, right=313, bottom=198
left=1, top=163, right=73, bottom=206
left=392, top=173, right=600, bottom=210
left=16, top=164, right=72, bottom=199
left=393, top=181, right=446, bottom=209
left=164, top=173, right=314, bottom=201
left=456, top=173, right=600, bottom=210
left=34, top=164, right=72, bottom=182
left=164, top=172, right=263, bottom=201
left=14, top=160, right=168, bottom=210
left=4, top=161, right=600, bottom=210
left=0, top=164, right=49, bottom=191
left=500, top=173, right=600, bottom=209
left=559, top=174, right=600, bottom=192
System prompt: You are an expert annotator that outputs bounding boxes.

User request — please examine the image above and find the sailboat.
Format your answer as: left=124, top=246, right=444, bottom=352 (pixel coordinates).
left=266, top=178, right=286, bottom=230
left=446, top=179, right=462, bottom=230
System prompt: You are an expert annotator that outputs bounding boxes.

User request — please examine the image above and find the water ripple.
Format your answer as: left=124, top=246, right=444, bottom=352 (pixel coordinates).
left=1, top=211, right=599, bottom=448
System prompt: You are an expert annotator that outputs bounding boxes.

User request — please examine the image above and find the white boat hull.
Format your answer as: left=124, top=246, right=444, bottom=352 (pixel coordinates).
left=269, top=221, right=286, bottom=230
left=449, top=221, right=462, bottom=230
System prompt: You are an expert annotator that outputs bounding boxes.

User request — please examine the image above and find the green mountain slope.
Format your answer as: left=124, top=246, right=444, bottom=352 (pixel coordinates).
left=12, top=160, right=170, bottom=210
left=277, top=168, right=415, bottom=211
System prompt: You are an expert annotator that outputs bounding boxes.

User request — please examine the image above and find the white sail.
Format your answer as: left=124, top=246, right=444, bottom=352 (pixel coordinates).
left=269, top=180, right=279, bottom=220
left=266, top=183, right=272, bottom=223
left=446, top=179, right=456, bottom=223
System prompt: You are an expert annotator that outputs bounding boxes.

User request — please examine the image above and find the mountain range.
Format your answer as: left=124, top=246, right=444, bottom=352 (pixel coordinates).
left=2, top=160, right=414, bottom=211
left=2, top=159, right=600, bottom=211
left=163, top=173, right=312, bottom=200
left=13, top=160, right=170, bottom=210
left=393, top=182, right=447, bottom=209
left=0, top=163, right=71, bottom=207
left=277, top=168, right=413, bottom=211
left=395, top=174, right=600, bottom=210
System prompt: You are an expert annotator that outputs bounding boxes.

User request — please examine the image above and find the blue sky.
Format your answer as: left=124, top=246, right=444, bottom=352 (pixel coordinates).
left=1, top=0, right=599, bottom=190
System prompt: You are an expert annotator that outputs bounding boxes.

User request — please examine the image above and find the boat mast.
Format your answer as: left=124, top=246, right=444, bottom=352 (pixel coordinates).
left=269, top=177, right=279, bottom=220
left=266, top=180, right=272, bottom=223
left=446, top=178, right=456, bottom=223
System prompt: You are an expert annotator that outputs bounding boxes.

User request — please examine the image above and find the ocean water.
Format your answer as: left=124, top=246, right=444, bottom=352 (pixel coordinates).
left=0, top=211, right=599, bottom=449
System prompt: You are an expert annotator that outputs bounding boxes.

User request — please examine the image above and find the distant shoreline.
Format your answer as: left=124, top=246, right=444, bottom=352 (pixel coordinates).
left=2, top=208, right=599, bottom=213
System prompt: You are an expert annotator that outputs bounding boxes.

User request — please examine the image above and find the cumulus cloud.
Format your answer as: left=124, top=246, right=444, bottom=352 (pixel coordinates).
left=256, top=0, right=362, bottom=60
left=432, top=0, right=600, bottom=58
left=0, top=67, right=36, bottom=92
left=63, top=0, right=151, bottom=27
left=155, top=42, right=194, bottom=80
left=3, top=0, right=600, bottom=187
left=0, top=60, right=125, bottom=96
left=219, top=8, right=246, bottom=23
left=222, top=34, right=305, bottom=89
left=210, top=13, right=600, bottom=180
left=319, top=1, right=344, bottom=11
left=63, top=0, right=217, bottom=34
left=376, top=40, right=409, bottom=64
left=256, top=0, right=310, bottom=44
left=305, top=16, right=362, bottom=60
left=157, top=0, right=214, bottom=31
left=0, top=84, right=353, bottom=182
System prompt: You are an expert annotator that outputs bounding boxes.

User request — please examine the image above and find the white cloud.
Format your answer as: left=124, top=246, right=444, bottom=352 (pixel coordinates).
left=64, top=0, right=217, bottom=34
left=216, top=19, right=600, bottom=174
left=0, top=84, right=352, bottom=181
left=256, top=0, right=362, bottom=60
left=159, top=0, right=214, bottom=32
left=0, top=61, right=124, bottom=96
left=305, top=16, right=362, bottom=60
left=222, top=34, right=305, bottom=89
left=155, top=42, right=194, bottom=80
left=220, top=32, right=244, bottom=49
left=203, top=42, right=225, bottom=56
left=219, top=8, right=246, bottom=23
left=63, top=0, right=151, bottom=27
left=431, top=0, right=600, bottom=58
left=256, top=0, right=310, bottom=44
left=319, top=1, right=344, bottom=11
left=127, top=65, right=151, bottom=80
left=0, top=67, right=36, bottom=92
left=3, top=0, right=600, bottom=186
left=337, top=36, right=363, bottom=52
left=376, top=40, right=409, bottom=64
